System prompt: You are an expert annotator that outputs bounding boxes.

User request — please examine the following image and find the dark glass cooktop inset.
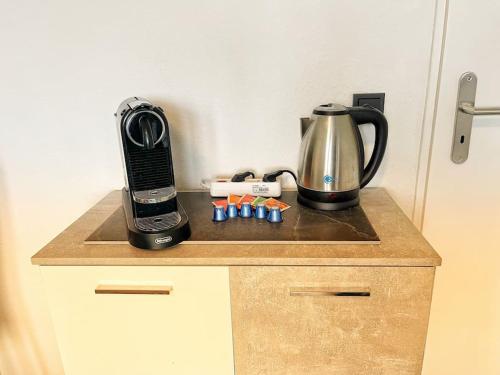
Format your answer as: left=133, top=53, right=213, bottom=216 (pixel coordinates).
left=86, top=191, right=379, bottom=244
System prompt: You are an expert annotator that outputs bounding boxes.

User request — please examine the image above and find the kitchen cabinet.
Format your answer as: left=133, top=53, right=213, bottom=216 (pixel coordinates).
left=32, top=188, right=440, bottom=375
left=40, top=266, right=234, bottom=375
left=230, top=266, right=435, bottom=375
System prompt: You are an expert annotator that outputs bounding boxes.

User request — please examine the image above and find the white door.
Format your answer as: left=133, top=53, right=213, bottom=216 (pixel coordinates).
left=421, top=1, right=500, bottom=374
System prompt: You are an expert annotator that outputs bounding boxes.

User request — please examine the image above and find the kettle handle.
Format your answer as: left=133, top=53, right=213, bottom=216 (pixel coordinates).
left=348, top=106, right=388, bottom=188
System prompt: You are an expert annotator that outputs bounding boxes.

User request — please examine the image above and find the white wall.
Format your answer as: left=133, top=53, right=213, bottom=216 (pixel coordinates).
left=0, top=0, right=436, bottom=373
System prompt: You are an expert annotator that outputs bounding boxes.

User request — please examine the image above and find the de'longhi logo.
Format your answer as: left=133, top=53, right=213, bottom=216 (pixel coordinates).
left=155, top=236, right=173, bottom=244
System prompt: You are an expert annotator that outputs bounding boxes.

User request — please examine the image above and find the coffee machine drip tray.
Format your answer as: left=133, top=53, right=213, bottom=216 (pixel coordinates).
left=134, top=211, right=181, bottom=232
left=132, top=187, right=177, bottom=204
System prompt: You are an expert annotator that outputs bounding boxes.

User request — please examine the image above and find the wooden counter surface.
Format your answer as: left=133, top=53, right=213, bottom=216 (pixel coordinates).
left=31, top=188, right=441, bottom=267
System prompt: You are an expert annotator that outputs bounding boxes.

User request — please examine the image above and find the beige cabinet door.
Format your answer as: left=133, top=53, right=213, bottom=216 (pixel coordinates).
left=230, top=266, right=435, bottom=375
left=41, top=266, right=234, bottom=375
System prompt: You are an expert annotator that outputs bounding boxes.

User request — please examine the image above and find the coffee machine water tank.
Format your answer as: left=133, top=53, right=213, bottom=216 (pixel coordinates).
left=115, top=97, right=190, bottom=249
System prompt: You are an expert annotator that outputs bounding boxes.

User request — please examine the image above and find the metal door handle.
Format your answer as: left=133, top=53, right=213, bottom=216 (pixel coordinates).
left=459, top=102, right=500, bottom=116
left=452, top=72, right=500, bottom=163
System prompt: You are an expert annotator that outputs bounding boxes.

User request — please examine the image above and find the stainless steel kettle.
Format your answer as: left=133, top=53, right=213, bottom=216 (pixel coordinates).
left=297, top=103, right=388, bottom=210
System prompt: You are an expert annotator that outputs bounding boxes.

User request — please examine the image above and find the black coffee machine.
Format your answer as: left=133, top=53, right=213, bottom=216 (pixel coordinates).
left=115, top=97, right=190, bottom=249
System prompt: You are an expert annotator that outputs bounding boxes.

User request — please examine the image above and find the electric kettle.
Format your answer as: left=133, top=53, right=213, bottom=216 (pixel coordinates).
left=297, top=103, right=388, bottom=210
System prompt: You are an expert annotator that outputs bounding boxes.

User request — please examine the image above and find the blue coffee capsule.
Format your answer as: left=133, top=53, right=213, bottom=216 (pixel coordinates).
left=255, top=203, right=267, bottom=219
left=267, top=206, right=283, bottom=223
left=213, top=205, right=227, bottom=222
left=239, top=202, right=253, bottom=218
left=226, top=202, right=238, bottom=218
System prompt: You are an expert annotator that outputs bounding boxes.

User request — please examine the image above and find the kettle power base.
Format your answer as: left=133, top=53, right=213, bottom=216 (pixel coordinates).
left=86, top=191, right=379, bottom=245
left=297, top=194, right=360, bottom=211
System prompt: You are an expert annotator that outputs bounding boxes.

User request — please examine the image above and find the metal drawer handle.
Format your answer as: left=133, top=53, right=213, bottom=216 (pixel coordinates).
left=452, top=72, right=500, bottom=163
left=95, top=284, right=173, bottom=295
left=290, top=287, right=370, bottom=297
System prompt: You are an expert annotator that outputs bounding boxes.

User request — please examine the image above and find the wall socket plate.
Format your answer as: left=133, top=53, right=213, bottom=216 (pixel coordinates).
left=353, top=93, right=385, bottom=112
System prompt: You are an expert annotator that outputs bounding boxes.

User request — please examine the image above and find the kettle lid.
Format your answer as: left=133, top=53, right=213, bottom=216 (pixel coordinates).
left=313, top=103, right=348, bottom=116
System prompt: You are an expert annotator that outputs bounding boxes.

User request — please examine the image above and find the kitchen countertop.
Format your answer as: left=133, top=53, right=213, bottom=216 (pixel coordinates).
left=31, top=188, right=441, bottom=267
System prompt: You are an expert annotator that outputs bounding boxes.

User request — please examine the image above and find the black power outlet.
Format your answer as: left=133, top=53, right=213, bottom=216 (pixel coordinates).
left=353, top=93, right=385, bottom=113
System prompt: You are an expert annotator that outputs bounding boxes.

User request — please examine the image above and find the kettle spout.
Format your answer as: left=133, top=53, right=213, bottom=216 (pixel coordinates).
left=300, top=117, right=312, bottom=138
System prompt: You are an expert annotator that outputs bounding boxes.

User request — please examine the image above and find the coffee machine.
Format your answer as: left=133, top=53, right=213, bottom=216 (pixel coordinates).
left=115, top=97, right=190, bottom=249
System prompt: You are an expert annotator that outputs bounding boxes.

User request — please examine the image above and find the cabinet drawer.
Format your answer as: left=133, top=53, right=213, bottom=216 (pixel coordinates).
left=41, top=266, right=234, bottom=375
left=230, top=266, right=435, bottom=375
